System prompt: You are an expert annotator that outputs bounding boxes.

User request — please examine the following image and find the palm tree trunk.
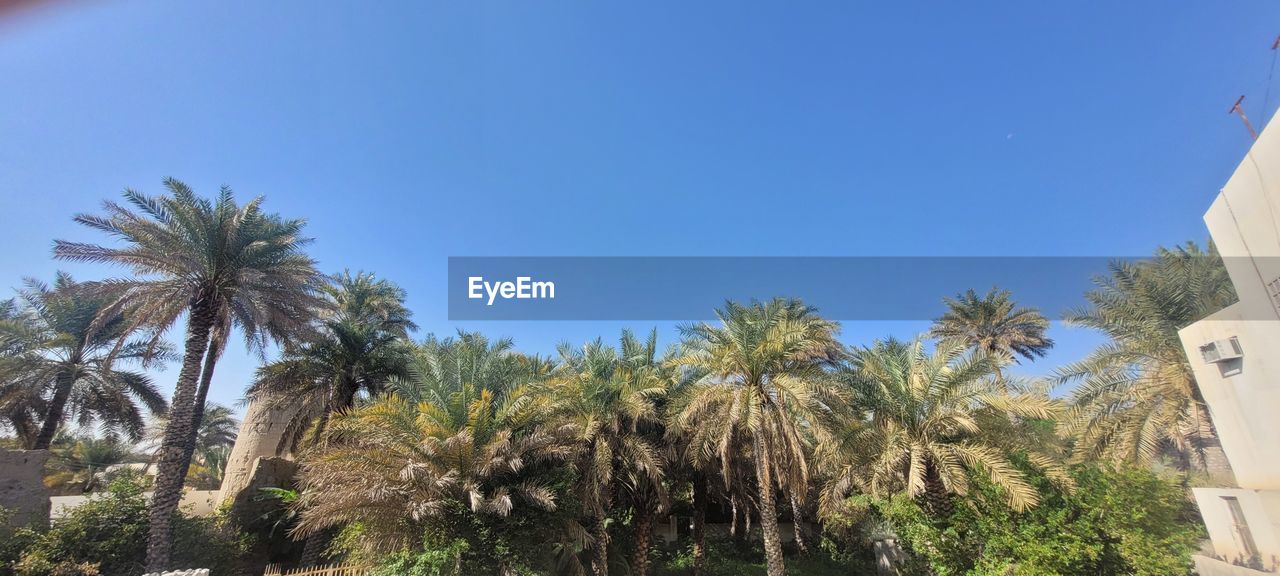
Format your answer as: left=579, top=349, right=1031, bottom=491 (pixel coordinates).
left=177, top=325, right=225, bottom=483
left=300, top=528, right=334, bottom=567
left=633, top=507, right=653, bottom=576
left=730, top=496, right=740, bottom=541
left=13, top=412, right=38, bottom=449
left=33, top=371, right=74, bottom=450
left=145, top=298, right=217, bottom=573
left=591, top=513, right=609, bottom=576
left=691, top=474, right=707, bottom=576
left=789, top=493, right=808, bottom=555
left=922, top=463, right=953, bottom=519
left=752, top=440, right=787, bottom=576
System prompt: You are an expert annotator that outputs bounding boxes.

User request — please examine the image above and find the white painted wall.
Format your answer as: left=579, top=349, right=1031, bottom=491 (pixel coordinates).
left=1179, top=108, right=1280, bottom=569
left=1179, top=305, right=1280, bottom=489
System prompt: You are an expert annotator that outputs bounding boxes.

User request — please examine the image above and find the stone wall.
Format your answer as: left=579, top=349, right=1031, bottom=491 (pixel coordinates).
left=0, top=449, right=51, bottom=529
left=224, top=456, right=299, bottom=526
left=218, top=399, right=299, bottom=509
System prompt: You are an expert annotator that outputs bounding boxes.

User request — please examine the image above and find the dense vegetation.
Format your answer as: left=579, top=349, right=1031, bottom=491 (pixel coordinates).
left=0, top=184, right=1230, bottom=575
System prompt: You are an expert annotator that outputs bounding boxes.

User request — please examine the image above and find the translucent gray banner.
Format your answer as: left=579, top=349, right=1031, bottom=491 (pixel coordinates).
left=446, top=256, right=1253, bottom=321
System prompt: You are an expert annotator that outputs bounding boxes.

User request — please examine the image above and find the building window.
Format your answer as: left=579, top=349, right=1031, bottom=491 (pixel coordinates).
left=1223, top=496, right=1261, bottom=565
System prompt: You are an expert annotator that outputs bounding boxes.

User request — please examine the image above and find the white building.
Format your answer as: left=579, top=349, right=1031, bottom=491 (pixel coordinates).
left=1178, top=111, right=1280, bottom=575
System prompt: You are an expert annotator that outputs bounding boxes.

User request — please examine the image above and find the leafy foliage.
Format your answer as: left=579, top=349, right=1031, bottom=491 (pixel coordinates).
left=1057, top=242, right=1236, bottom=472
left=930, top=287, right=1054, bottom=366
left=11, top=478, right=248, bottom=576
left=0, top=273, right=170, bottom=448
left=858, top=463, right=1202, bottom=576
left=823, top=338, right=1067, bottom=515
left=248, top=271, right=416, bottom=452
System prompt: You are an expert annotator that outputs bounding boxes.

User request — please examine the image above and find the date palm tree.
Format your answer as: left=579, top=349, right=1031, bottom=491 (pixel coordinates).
left=247, top=271, right=416, bottom=453
left=0, top=298, right=46, bottom=446
left=1056, top=242, right=1236, bottom=476
left=54, top=179, right=325, bottom=571
left=546, top=329, right=671, bottom=576
left=144, top=402, right=238, bottom=474
left=929, top=287, right=1053, bottom=382
left=393, top=330, right=540, bottom=406
left=293, top=382, right=575, bottom=565
left=46, top=434, right=134, bottom=493
left=821, top=338, right=1067, bottom=519
left=0, top=273, right=169, bottom=449
left=672, top=299, right=845, bottom=576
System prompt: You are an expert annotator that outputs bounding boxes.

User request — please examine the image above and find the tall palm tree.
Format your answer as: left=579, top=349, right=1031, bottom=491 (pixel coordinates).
left=54, top=179, right=325, bottom=571
left=0, top=273, right=170, bottom=449
left=247, top=270, right=415, bottom=453
left=546, top=330, right=671, bottom=576
left=1056, top=242, right=1236, bottom=476
left=673, top=299, right=845, bottom=576
left=929, top=287, right=1053, bottom=381
left=821, top=338, right=1067, bottom=520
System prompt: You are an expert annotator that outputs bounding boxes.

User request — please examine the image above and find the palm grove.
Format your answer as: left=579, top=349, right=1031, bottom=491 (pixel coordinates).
left=0, top=182, right=1234, bottom=576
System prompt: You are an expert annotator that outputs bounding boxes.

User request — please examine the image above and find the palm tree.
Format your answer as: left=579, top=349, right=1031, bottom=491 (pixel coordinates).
left=0, top=298, right=49, bottom=446
left=289, top=330, right=570, bottom=570
left=393, top=330, right=539, bottom=406
left=1056, top=242, right=1236, bottom=476
left=247, top=270, right=415, bottom=453
left=293, top=386, right=575, bottom=565
left=46, top=435, right=134, bottom=493
left=546, top=329, right=671, bottom=576
left=192, top=403, right=239, bottom=452
left=929, top=287, right=1053, bottom=381
left=672, top=299, right=845, bottom=576
left=54, top=179, right=325, bottom=571
left=821, top=338, right=1067, bottom=520
left=144, top=402, right=238, bottom=476
left=0, top=273, right=170, bottom=449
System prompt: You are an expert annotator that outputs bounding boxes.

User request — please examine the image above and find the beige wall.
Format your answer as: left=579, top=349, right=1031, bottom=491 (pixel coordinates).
left=0, top=449, right=51, bottom=528
left=217, top=399, right=298, bottom=507
left=49, top=489, right=221, bottom=520
left=1195, top=554, right=1280, bottom=576
left=1181, top=109, right=1280, bottom=572
left=1195, top=487, right=1280, bottom=568
left=1179, top=305, right=1280, bottom=489
left=1207, top=113, right=1280, bottom=323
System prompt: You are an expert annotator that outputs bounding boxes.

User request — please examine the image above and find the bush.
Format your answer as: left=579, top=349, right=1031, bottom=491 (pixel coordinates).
left=651, top=534, right=874, bottom=576
left=871, top=463, right=1203, bottom=576
left=11, top=477, right=249, bottom=576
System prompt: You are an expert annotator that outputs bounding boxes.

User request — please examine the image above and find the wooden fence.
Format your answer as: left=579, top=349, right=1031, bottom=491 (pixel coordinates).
left=262, top=563, right=368, bottom=576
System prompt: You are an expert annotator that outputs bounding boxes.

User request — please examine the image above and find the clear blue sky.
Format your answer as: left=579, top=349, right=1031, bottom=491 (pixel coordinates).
left=1, top=1, right=1278, bottom=419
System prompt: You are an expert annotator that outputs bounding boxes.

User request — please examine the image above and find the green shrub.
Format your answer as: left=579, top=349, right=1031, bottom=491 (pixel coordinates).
left=871, top=463, right=1203, bottom=576
left=11, top=477, right=249, bottom=576
left=651, top=534, right=874, bottom=576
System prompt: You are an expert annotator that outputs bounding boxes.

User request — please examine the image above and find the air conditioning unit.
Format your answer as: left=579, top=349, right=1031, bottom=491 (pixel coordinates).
left=1200, top=337, right=1243, bottom=364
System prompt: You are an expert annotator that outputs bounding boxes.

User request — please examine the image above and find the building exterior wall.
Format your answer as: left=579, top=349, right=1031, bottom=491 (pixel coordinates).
left=1179, top=110, right=1280, bottom=573
left=1178, top=304, right=1280, bottom=489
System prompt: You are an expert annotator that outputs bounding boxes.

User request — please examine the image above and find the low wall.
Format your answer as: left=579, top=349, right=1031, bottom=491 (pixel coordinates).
left=1194, top=555, right=1279, bottom=576
left=50, top=489, right=221, bottom=520
left=0, top=449, right=51, bottom=529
